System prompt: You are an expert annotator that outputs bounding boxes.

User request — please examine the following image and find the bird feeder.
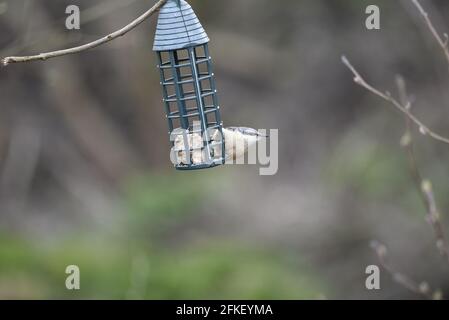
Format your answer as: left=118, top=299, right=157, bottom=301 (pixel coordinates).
left=154, top=0, right=225, bottom=170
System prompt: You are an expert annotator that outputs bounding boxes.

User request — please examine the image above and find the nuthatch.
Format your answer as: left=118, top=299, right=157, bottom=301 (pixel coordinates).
left=173, top=127, right=268, bottom=165
left=213, top=127, right=269, bottom=161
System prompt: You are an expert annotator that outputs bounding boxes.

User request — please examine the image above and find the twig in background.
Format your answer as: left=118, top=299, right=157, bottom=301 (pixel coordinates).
left=396, top=75, right=423, bottom=193
left=342, top=57, right=449, bottom=265
left=370, top=241, right=443, bottom=300
left=421, top=180, right=449, bottom=262
left=1, top=0, right=167, bottom=66
left=341, top=55, right=449, bottom=146
left=396, top=76, right=449, bottom=264
left=0, top=0, right=142, bottom=59
left=411, top=0, right=449, bottom=69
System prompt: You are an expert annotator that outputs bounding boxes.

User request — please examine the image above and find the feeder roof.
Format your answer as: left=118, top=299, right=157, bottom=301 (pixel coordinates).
left=153, top=0, right=210, bottom=52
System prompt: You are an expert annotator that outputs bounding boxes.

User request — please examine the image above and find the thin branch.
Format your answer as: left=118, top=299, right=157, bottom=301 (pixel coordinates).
left=0, top=0, right=142, bottom=59
left=397, top=78, right=447, bottom=255
left=396, top=76, right=449, bottom=264
left=1, top=0, right=167, bottom=66
left=371, top=241, right=443, bottom=300
left=341, top=55, right=449, bottom=146
left=411, top=0, right=449, bottom=69
left=396, top=76, right=426, bottom=201
left=421, top=180, right=449, bottom=262
left=342, top=58, right=449, bottom=264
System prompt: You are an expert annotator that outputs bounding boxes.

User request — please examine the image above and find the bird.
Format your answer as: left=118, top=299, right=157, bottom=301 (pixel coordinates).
left=212, top=127, right=269, bottom=161
left=173, top=127, right=268, bottom=165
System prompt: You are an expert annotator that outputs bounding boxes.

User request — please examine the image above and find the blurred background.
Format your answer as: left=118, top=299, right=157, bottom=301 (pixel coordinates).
left=1, top=0, right=449, bottom=299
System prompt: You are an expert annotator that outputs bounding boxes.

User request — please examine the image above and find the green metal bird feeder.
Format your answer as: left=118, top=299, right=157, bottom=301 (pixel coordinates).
left=154, top=0, right=225, bottom=170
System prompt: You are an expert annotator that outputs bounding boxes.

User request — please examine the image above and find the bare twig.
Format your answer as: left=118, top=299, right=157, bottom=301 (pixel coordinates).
left=421, top=180, right=449, bottom=262
left=371, top=241, right=443, bottom=300
left=396, top=76, right=449, bottom=264
left=341, top=55, right=449, bottom=146
left=344, top=1, right=449, bottom=299
left=0, top=0, right=142, bottom=59
left=342, top=58, right=449, bottom=263
left=411, top=0, right=449, bottom=69
left=396, top=76, right=426, bottom=201
left=1, top=0, right=167, bottom=66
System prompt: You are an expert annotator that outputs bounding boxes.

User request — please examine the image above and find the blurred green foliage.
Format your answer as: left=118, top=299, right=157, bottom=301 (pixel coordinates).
left=124, top=172, right=215, bottom=220
left=0, top=172, right=325, bottom=299
left=122, top=171, right=226, bottom=237
left=0, top=235, right=325, bottom=299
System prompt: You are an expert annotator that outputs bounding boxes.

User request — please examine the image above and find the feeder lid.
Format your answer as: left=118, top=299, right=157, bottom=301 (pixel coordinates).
left=153, top=0, right=210, bottom=51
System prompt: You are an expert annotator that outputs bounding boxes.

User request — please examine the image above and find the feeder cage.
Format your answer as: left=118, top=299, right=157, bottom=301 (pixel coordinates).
left=153, top=0, right=225, bottom=170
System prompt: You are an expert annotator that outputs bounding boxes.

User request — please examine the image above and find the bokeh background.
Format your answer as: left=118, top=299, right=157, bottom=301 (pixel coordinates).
left=1, top=0, right=449, bottom=299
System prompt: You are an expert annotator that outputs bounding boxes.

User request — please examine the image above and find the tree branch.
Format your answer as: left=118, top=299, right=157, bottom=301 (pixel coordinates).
left=371, top=241, right=443, bottom=300
left=421, top=180, right=449, bottom=262
left=341, top=55, right=449, bottom=146
left=396, top=76, right=423, bottom=191
left=411, top=0, right=449, bottom=69
left=1, top=0, right=167, bottom=66
left=396, top=76, right=449, bottom=264
left=342, top=57, right=449, bottom=264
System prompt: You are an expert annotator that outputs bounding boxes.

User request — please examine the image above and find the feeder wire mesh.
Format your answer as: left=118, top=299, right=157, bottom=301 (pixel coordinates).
left=154, top=0, right=225, bottom=170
